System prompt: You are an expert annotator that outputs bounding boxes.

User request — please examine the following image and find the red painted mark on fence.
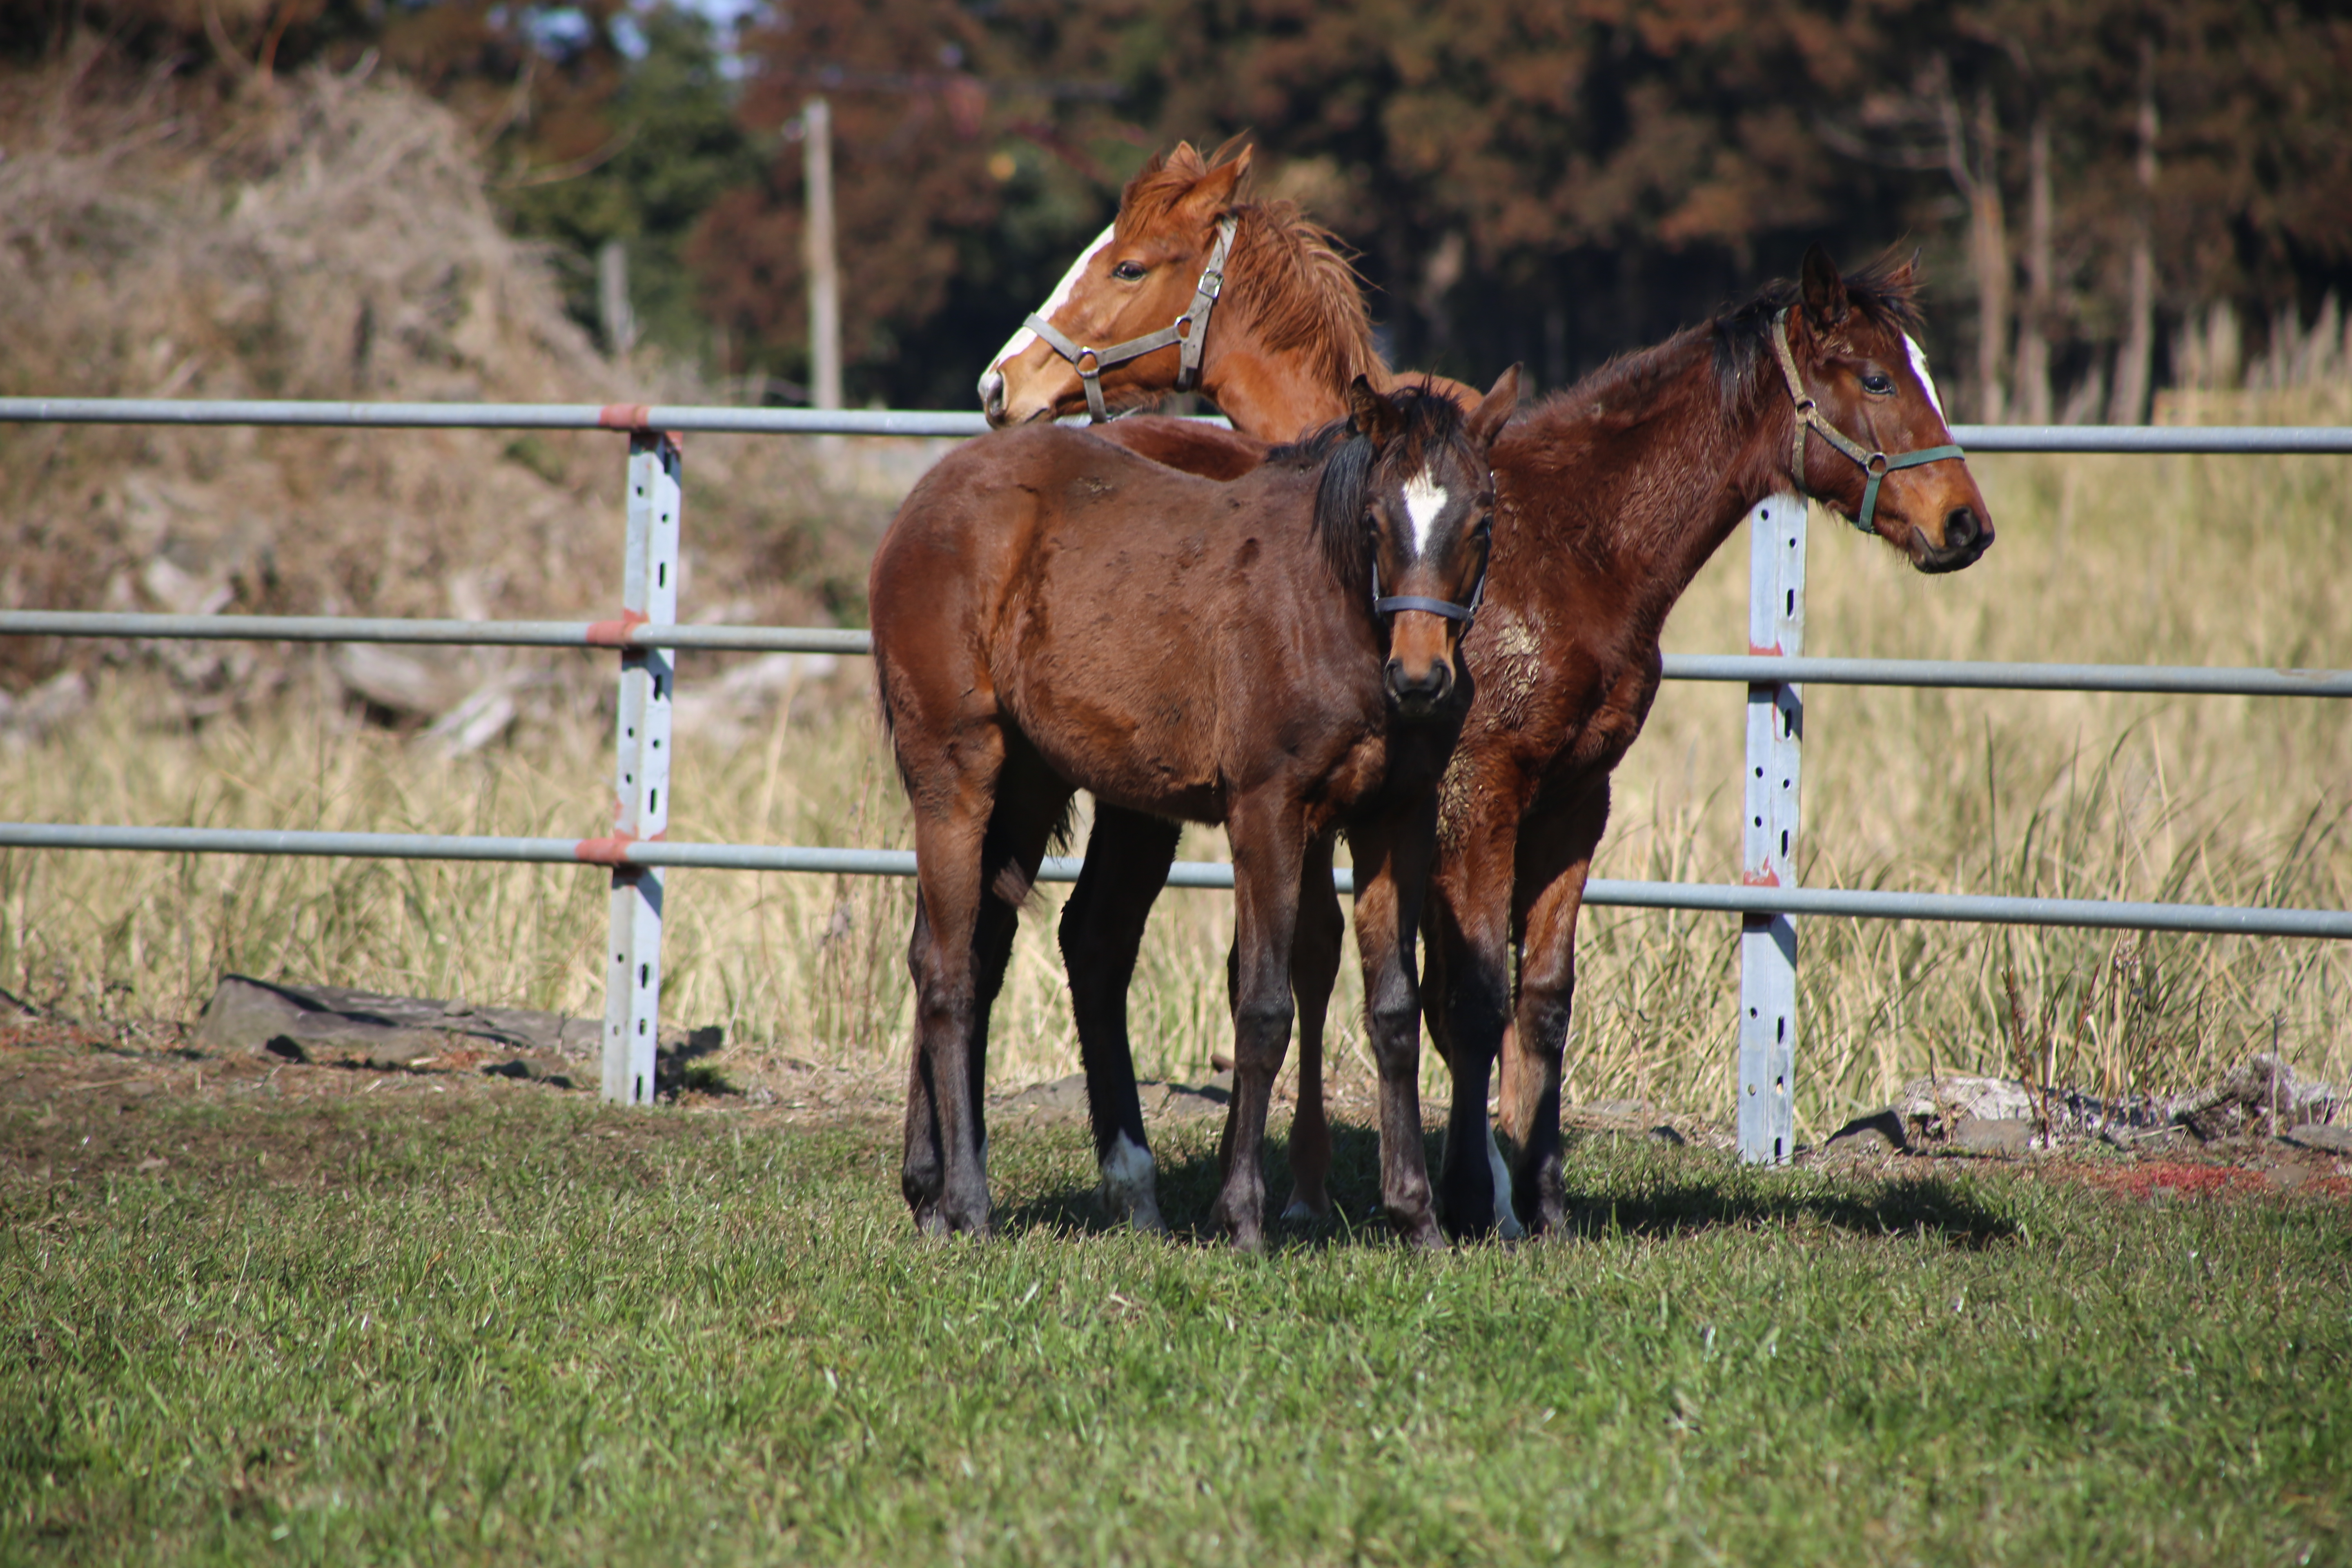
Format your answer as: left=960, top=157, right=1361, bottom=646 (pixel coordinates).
left=1748, top=639, right=1783, bottom=658
left=574, top=829, right=666, bottom=867
left=585, top=609, right=648, bottom=648
left=599, top=403, right=654, bottom=431
left=1742, top=867, right=1782, bottom=888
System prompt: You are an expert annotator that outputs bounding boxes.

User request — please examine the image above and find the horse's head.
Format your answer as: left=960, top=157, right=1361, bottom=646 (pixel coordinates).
left=980, top=142, right=1251, bottom=427
left=1321, top=366, right=1521, bottom=721
left=1773, top=246, right=1993, bottom=574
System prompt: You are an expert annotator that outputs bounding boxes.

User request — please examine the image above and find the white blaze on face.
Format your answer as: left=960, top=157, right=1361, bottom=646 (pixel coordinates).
left=987, top=222, right=1119, bottom=377
left=1402, top=470, right=1450, bottom=558
left=1904, top=333, right=1947, bottom=421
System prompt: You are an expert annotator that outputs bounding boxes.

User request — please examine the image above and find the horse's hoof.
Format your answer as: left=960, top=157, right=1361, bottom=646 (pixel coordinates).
left=913, top=1205, right=950, bottom=1239
left=1127, top=1198, right=1171, bottom=1238
left=1280, top=1188, right=1331, bottom=1222
left=1392, top=1212, right=1447, bottom=1251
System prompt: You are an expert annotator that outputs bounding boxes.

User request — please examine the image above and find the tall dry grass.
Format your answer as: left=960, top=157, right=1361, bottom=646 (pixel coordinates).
left=5, top=430, right=2345, bottom=1131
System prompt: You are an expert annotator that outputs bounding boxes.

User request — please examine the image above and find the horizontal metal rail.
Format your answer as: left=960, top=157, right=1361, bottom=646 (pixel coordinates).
left=0, top=398, right=998, bottom=437
left=1947, top=423, right=2352, bottom=454
left=4, top=612, right=2345, bottom=699
left=1663, top=654, right=2352, bottom=698
left=4, top=397, right=2352, bottom=453
left=0, top=611, right=870, bottom=655
left=3, top=822, right=2346, bottom=938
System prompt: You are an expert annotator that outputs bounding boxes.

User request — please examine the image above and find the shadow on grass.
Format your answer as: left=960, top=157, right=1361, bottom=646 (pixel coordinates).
left=997, top=1121, right=2021, bottom=1251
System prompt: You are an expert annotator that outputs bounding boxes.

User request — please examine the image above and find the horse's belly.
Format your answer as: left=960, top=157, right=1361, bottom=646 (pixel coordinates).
left=1000, top=676, right=1228, bottom=823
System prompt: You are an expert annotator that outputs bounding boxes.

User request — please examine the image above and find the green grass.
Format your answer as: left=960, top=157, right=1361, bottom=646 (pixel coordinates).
left=5, top=1085, right=2347, bottom=1564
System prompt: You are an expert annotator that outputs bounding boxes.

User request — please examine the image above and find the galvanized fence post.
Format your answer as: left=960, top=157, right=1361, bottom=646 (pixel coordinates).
left=1738, top=492, right=1807, bottom=1163
left=603, top=430, right=681, bottom=1105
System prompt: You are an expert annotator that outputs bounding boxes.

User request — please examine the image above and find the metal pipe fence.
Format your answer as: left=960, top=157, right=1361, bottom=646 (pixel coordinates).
left=3, top=396, right=2348, bottom=1152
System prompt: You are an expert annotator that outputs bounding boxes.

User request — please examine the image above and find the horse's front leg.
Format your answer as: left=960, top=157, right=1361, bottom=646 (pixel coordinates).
left=1060, top=804, right=1183, bottom=1233
left=1346, top=800, right=1444, bottom=1250
left=1424, top=807, right=1521, bottom=1240
left=1498, top=787, right=1609, bottom=1234
left=1210, top=793, right=1307, bottom=1253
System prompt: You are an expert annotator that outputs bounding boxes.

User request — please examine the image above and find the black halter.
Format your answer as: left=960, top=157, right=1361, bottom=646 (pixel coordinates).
left=1023, top=218, right=1237, bottom=423
left=1768, top=308, right=1967, bottom=535
left=1370, top=557, right=1486, bottom=624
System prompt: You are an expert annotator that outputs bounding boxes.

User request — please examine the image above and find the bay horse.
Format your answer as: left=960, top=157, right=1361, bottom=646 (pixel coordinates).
left=990, top=145, right=1993, bottom=1239
left=869, top=369, right=1521, bottom=1250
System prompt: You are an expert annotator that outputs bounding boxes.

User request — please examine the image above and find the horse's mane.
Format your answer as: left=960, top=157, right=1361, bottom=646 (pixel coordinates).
left=1710, top=252, right=1925, bottom=403
left=1297, top=384, right=1469, bottom=597
left=1521, top=252, right=1927, bottom=440
left=1117, top=144, right=1386, bottom=396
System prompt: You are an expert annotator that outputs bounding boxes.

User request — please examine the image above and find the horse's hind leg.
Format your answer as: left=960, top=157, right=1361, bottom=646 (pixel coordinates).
left=899, top=729, right=1067, bottom=1238
left=1060, top=804, right=1181, bottom=1233
left=1281, top=838, right=1341, bottom=1221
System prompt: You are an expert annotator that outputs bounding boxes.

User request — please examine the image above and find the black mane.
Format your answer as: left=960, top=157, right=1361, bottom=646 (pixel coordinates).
left=1300, top=383, right=1469, bottom=596
left=1711, top=253, right=1926, bottom=403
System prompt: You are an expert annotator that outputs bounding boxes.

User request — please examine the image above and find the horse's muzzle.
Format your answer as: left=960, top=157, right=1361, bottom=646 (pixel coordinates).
left=1912, top=506, right=1993, bottom=575
left=1385, top=657, right=1455, bottom=719
left=980, top=370, right=1011, bottom=428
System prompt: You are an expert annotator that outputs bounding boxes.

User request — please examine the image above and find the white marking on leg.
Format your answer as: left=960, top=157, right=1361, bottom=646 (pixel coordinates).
left=985, top=221, right=1119, bottom=377
left=1486, top=1124, right=1525, bottom=1241
left=1100, top=1129, right=1166, bottom=1234
left=1903, top=334, right=1947, bottom=421
left=1402, top=470, right=1450, bottom=557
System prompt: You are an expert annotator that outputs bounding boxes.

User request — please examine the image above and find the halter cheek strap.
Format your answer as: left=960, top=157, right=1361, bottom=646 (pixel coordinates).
left=1769, top=308, right=1967, bottom=535
left=1024, top=216, right=1237, bottom=423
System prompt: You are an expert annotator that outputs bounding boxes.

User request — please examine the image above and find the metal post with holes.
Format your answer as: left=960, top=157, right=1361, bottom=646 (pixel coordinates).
left=604, top=430, right=681, bottom=1104
left=1738, top=492, right=1808, bottom=1163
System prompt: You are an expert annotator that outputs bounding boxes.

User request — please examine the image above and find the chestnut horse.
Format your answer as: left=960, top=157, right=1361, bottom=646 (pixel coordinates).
left=991, top=147, right=1992, bottom=1238
left=980, top=141, right=1476, bottom=442
left=871, top=371, right=1519, bottom=1249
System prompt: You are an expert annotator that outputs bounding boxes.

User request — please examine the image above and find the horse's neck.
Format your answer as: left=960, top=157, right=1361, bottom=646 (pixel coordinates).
left=1515, top=343, right=1790, bottom=642
left=1198, top=338, right=1349, bottom=443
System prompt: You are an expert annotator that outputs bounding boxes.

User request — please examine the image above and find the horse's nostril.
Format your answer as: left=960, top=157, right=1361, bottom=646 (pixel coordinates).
left=1944, top=506, right=1980, bottom=552
left=1385, top=658, right=1452, bottom=708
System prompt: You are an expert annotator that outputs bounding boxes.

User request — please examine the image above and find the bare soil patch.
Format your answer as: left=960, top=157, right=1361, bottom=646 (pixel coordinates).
left=8, top=1019, right=2346, bottom=1212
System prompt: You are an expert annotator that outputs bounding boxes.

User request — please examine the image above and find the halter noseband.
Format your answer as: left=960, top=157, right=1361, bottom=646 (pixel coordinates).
left=1023, top=216, right=1238, bottom=423
left=1370, top=557, right=1487, bottom=625
left=1769, top=308, right=1967, bottom=535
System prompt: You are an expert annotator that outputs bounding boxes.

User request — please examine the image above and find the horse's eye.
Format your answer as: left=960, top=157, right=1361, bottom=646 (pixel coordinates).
left=1111, top=260, right=1147, bottom=282
left=1861, top=372, right=1895, bottom=396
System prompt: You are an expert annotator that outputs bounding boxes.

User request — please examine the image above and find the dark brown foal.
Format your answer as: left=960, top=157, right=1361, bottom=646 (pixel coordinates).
left=870, top=370, right=1519, bottom=1249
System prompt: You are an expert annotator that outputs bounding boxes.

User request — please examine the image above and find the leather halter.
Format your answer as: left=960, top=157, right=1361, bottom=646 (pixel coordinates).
left=1371, top=555, right=1487, bottom=624
left=1023, top=217, right=1238, bottom=423
left=1769, top=308, right=1967, bottom=535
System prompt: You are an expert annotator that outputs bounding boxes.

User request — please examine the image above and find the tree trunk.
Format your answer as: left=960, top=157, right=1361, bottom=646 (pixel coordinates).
left=2012, top=109, right=2054, bottom=424
left=1967, top=84, right=2010, bottom=423
left=2108, top=40, right=2158, bottom=425
left=803, top=96, right=842, bottom=414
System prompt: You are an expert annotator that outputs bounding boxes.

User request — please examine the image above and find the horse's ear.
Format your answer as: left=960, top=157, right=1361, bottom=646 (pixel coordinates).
left=1346, top=375, right=1400, bottom=450
left=1467, top=364, right=1521, bottom=449
left=1178, top=146, right=1250, bottom=223
left=1801, top=244, right=1849, bottom=330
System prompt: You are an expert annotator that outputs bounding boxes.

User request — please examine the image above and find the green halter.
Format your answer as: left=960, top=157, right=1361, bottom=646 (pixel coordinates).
left=1769, top=308, right=1967, bottom=535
